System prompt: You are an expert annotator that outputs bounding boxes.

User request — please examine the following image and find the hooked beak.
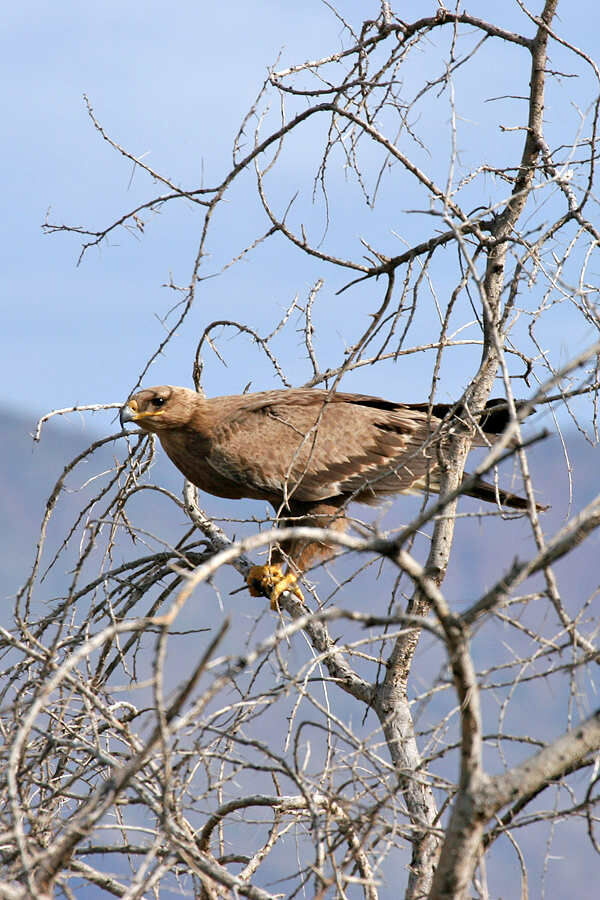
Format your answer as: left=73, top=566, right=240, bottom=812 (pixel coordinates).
left=120, top=399, right=138, bottom=427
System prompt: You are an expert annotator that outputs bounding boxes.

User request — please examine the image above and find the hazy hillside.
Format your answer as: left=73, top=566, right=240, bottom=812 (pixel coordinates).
left=2, top=408, right=98, bottom=600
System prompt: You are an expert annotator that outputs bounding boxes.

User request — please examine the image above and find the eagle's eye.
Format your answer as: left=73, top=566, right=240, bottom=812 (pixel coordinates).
left=151, top=397, right=166, bottom=409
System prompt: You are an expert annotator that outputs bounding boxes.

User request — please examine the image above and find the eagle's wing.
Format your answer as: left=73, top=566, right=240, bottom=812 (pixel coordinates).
left=204, top=391, right=439, bottom=504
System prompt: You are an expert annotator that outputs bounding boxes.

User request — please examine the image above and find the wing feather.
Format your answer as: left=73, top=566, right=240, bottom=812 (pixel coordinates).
left=205, top=393, right=441, bottom=503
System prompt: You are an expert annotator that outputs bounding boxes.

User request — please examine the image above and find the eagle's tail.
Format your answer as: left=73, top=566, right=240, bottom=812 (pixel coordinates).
left=463, top=474, right=548, bottom=512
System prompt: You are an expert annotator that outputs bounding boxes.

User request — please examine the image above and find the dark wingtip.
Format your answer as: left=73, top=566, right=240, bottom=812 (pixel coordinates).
left=407, top=397, right=537, bottom=435
left=479, top=398, right=536, bottom=435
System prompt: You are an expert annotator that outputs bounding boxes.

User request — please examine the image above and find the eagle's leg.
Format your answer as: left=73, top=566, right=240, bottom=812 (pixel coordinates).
left=246, top=501, right=348, bottom=609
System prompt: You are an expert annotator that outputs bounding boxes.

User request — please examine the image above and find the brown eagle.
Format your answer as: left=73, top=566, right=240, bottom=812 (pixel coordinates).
left=120, top=385, right=540, bottom=606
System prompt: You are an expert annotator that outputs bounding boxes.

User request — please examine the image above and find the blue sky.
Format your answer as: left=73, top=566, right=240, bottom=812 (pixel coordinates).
left=3, top=1, right=599, bottom=431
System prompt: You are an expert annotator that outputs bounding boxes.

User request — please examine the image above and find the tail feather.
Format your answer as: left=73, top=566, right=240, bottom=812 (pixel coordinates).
left=463, top=474, right=548, bottom=511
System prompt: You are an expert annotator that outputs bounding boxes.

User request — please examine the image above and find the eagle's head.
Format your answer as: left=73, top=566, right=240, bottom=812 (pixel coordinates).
left=120, top=385, right=201, bottom=433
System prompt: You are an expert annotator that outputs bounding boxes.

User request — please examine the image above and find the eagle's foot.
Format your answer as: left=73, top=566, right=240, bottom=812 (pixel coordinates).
left=247, top=564, right=304, bottom=609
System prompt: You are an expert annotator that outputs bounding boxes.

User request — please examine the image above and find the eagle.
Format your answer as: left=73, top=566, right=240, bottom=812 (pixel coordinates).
left=120, top=385, right=540, bottom=606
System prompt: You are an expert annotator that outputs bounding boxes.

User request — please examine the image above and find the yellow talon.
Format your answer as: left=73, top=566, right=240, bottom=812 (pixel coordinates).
left=247, top=564, right=305, bottom=609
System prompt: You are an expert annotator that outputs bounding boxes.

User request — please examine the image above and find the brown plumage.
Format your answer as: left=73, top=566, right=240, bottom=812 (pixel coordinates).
left=120, top=385, right=541, bottom=605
